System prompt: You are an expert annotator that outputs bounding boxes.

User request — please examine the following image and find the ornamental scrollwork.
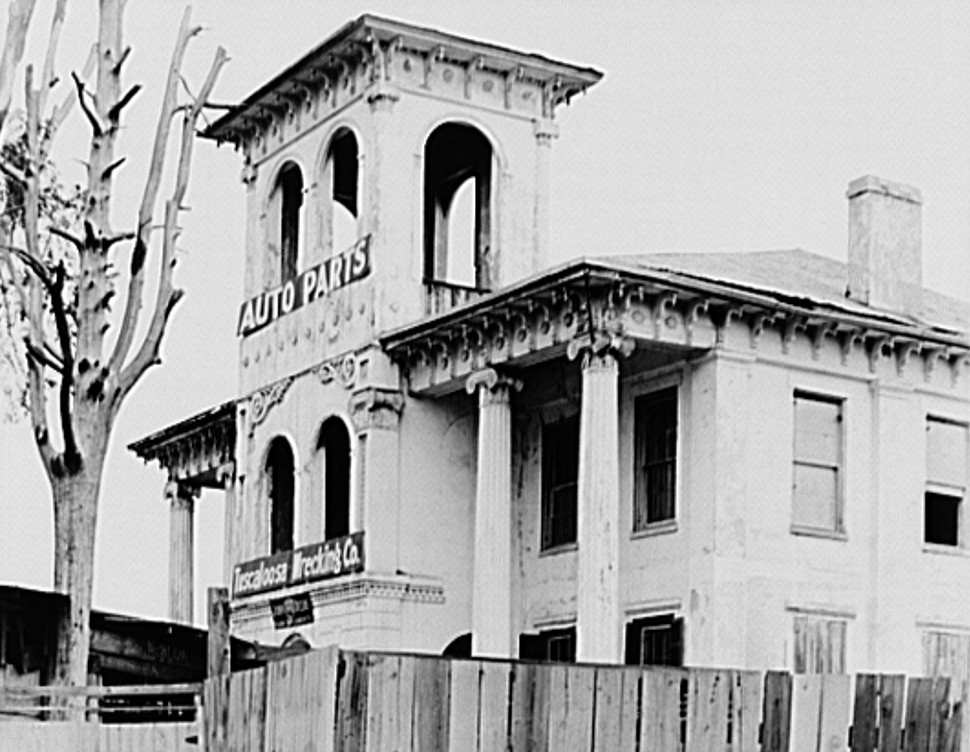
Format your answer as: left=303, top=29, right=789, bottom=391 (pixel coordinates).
left=316, top=354, right=358, bottom=390
left=248, top=377, right=294, bottom=434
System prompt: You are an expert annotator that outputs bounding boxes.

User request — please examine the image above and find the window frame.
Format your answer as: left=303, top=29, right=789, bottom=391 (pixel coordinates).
left=540, top=413, right=580, bottom=553
left=633, top=386, right=679, bottom=533
left=791, top=390, right=846, bottom=538
left=924, top=415, right=969, bottom=550
left=518, top=625, right=576, bottom=663
left=624, top=613, right=684, bottom=667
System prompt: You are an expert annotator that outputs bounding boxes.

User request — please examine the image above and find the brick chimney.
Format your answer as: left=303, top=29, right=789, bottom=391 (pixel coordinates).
left=846, top=175, right=923, bottom=316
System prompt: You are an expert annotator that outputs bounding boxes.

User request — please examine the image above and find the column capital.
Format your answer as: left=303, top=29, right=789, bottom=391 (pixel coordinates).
left=533, top=119, right=560, bottom=146
left=165, top=479, right=199, bottom=511
left=567, top=331, right=636, bottom=366
left=465, top=368, right=523, bottom=405
left=349, top=387, right=405, bottom=432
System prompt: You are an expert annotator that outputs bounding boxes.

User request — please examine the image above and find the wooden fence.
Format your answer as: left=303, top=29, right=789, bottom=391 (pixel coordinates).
left=204, top=647, right=965, bottom=752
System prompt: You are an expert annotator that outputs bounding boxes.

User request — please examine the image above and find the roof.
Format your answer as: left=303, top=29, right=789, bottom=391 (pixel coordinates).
left=606, top=249, right=970, bottom=334
left=128, top=400, right=235, bottom=458
left=381, top=249, right=970, bottom=350
left=204, top=13, right=603, bottom=142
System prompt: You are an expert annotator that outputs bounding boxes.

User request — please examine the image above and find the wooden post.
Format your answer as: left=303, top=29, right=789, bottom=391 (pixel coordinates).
left=207, top=586, right=230, bottom=678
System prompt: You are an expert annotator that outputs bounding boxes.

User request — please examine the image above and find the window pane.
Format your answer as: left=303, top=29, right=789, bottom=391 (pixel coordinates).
left=634, top=388, right=678, bottom=530
left=542, top=416, right=579, bottom=549
left=927, top=419, right=968, bottom=489
left=794, top=396, right=841, bottom=465
left=925, top=491, right=960, bottom=546
left=793, top=464, right=838, bottom=530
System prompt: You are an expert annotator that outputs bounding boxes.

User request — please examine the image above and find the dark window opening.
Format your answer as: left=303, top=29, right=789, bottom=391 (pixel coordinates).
left=266, top=438, right=295, bottom=554
left=423, top=123, right=493, bottom=290
left=518, top=627, right=576, bottom=663
left=925, top=417, right=967, bottom=547
left=634, top=387, right=678, bottom=530
left=541, top=414, right=579, bottom=550
left=319, top=417, right=351, bottom=540
left=925, top=492, right=960, bottom=546
left=327, top=128, right=358, bottom=255
left=275, top=163, right=304, bottom=281
left=624, top=614, right=684, bottom=667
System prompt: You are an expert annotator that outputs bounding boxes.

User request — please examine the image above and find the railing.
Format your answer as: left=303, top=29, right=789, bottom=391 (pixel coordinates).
left=0, top=681, right=202, bottom=722
left=204, top=647, right=967, bottom=752
left=425, top=280, right=489, bottom=316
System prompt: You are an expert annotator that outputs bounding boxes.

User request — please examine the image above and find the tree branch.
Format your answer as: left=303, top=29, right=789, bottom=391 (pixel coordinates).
left=25, top=336, right=64, bottom=374
left=49, top=226, right=84, bottom=253
left=116, top=40, right=227, bottom=403
left=71, top=71, right=102, bottom=138
left=109, top=7, right=195, bottom=375
left=0, top=0, right=37, bottom=134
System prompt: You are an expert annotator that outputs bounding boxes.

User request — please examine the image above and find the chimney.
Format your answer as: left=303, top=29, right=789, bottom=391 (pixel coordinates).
left=846, top=175, right=923, bottom=316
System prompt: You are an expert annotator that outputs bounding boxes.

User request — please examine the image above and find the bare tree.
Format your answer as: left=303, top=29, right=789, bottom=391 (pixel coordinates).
left=0, top=0, right=226, bottom=687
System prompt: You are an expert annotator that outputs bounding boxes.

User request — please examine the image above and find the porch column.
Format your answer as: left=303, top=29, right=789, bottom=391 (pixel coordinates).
left=166, top=480, right=197, bottom=624
left=570, top=333, right=634, bottom=663
left=466, top=368, right=521, bottom=657
left=219, top=463, right=236, bottom=586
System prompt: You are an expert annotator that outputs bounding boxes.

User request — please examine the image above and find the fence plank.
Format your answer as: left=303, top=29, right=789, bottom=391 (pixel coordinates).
left=594, top=665, right=638, bottom=751
left=732, top=670, right=763, bottom=752
left=508, top=662, right=537, bottom=751
left=927, top=677, right=951, bottom=752
left=687, top=668, right=730, bottom=751
left=563, top=665, right=595, bottom=751
left=204, top=674, right=230, bottom=752
left=791, top=675, right=822, bottom=752
left=642, top=668, right=684, bottom=751
left=265, top=646, right=338, bottom=752
left=904, top=677, right=932, bottom=752
left=877, top=675, right=904, bottom=752
left=852, top=674, right=879, bottom=752
left=943, top=700, right=962, bottom=752
left=222, top=668, right=265, bottom=752
left=479, top=661, right=511, bottom=752
left=448, top=660, right=480, bottom=751
left=412, top=657, right=450, bottom=752
left=762, top=670, right=792, bottom=752
left=818, top=673, right=850, bottom=752
left=365, top=654, right=401, bottom=752
left=336, top=652, right=369, bottom=752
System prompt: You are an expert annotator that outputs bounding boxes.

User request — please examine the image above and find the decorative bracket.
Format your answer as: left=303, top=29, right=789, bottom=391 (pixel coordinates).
left=316, top=353, right=359, bottom=389
left=248, top=376, right=294, bottom=435
left=348, top=387, right=405, bottom=432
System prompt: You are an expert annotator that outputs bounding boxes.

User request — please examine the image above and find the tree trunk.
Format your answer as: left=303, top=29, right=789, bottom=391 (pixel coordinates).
left=51, top=459, right=105, bottom=689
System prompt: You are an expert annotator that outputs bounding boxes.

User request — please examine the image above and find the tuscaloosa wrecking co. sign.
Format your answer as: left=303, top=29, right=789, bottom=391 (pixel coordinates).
left=236, top=235, right=371, bottom=337
left=231, top=531, right=365, bottom=598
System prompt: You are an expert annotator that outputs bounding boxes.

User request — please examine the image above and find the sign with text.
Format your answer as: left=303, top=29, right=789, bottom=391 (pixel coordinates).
left=231, top=531, right=365, bottom=598
left=236, top=235, right=371, bottom=337
left=270, top=592, right=314, bottom=629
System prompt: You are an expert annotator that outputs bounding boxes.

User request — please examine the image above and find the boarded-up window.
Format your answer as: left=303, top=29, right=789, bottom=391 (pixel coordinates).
left=541, top=415, right=579, bottom=550
left=924, top=628, right=970, bottom=750
left=792, top=393, right=843, bottom=533
left=925, top=418, right=968, bottom=546
left=624, top=614, right=684, bottom=667
left=634, top=387, right=678, bottom=531
left=793, top=614, right=846, bottom=673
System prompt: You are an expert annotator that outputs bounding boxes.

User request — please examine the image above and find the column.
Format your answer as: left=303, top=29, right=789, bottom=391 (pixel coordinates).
left=166, top=479, right=197, bottom=624
left=570, top=333, right=633, bottom=663
left=349, top=387, right=405, bottom=574
left=466, top=368, right=521, bottom=658
left=219, top=463, right=236, bottom=586
left=532, top=120, right=559, bottom=270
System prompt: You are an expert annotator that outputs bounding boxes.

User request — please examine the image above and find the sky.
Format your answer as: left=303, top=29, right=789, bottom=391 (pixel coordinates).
left=1, top=0, right=969, bottom=626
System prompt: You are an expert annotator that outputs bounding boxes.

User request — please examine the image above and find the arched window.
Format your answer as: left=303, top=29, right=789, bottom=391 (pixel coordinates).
left=317, top=418, right=351, bottom=540
left=268, top=162, right=304, bottom=283
left=423, top=123, right=493, bottom=290
left=265, top=437, right=295, bottom=553
left=324, top=128, right=359, bottom=255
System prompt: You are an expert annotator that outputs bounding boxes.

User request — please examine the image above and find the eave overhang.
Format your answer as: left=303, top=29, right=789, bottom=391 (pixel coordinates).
left=128, top=400, right=236, bottom=487
left=380, top=258, right=970, bottom=395
left=204, top=14, right=602, bottom=145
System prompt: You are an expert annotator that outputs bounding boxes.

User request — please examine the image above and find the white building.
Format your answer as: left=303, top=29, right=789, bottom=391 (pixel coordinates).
left=131, top=15, right=970, bottom=681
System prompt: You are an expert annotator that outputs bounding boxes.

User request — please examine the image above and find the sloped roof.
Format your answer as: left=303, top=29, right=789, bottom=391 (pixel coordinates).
left=602, top=249, right=969, bottom=334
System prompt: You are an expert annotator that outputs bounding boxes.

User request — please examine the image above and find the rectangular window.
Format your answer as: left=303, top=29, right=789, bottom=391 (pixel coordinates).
left=634, top=387, right=678, bottom=531
left=518, top=626, right=576, bottom=663
left=792, top=614, right=846, bottom=673
left=792, top=392, right=844, bottom=533
left=624, top=614, right=684, bottom=667
left=541, top=414, right=579, bottom=550
left=925, top=417, right=968, bottom=547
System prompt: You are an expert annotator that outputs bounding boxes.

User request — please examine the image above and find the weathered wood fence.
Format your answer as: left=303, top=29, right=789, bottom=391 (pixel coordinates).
left=204, top=647, right=965, bottom=752
left=0, top=720, right=198, bottom=751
